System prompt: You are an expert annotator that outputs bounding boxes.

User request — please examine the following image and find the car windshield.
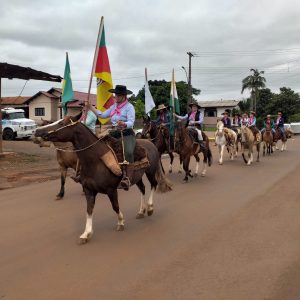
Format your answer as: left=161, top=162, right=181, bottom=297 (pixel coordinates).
left=6, top=112, right=25, bottom=120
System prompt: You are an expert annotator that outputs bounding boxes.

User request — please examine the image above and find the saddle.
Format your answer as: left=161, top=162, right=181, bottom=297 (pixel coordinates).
left=101, top=135, right=149, bottom=173
left=187, top=128, right=199, bottom=144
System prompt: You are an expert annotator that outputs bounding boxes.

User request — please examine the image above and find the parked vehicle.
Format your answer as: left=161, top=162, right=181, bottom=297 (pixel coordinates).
left=1, top=107, right=37, bottom=140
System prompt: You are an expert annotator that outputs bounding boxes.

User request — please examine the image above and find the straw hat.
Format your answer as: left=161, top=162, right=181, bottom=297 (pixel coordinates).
left=156, top=104, right=168, bottom=111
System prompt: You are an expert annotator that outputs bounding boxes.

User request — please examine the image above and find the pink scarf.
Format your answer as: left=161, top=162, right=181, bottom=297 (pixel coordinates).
left=110, top=100, right=128, bottom=117
left=190, top=111, right=196, bottom=121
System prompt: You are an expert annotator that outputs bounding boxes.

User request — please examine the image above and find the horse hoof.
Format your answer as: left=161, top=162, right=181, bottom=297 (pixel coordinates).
left=194, top=173, right=198, bottom=178
left=78, top=238, right=88, bottom=245
left=55, top=195, right=63, bottom=200
left=169, top=169, right=172, bottom=174
left=116, top=224, right=125, bottom=231
left=219, top=162, right=223, bottom=165
left=136, top=213, right=145, bottom=219
left=201, top=173, right=206, bottom=177
left=147, top=209, right=154, bottom=216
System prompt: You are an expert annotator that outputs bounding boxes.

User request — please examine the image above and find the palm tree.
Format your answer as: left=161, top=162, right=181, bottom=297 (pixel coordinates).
left=241, top=69, right=266, bottom=112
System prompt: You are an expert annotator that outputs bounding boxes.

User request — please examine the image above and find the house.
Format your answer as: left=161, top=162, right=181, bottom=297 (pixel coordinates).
left=196, top=100, right=240, bottom=128
left=26, top=88, right=97, bottom=123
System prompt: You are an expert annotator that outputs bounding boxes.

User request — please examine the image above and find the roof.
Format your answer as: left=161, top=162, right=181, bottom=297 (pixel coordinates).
left=197, top=100, right=240, bottom=108
left=1, top=96, right=31, bottom=105
left=0, top=62, right=62, bottom=82
left=51, top=88, right=97, bottom=107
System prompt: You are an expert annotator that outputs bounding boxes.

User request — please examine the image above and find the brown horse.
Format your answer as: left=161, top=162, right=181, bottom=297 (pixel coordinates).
left=35, top=115, right=172, bottom=244
left=240, top=125, right=260, bottom=165
left=141, top=116, right=175, bottom=173
left=141, top=116, right=200, bottom=174
left=274, top=127, right=287, bottom=151
left=174, top=121, right=212, bottom=182
left=262, top=123, right=273, bottom=156
left=33, top=123, right=80, bottom=200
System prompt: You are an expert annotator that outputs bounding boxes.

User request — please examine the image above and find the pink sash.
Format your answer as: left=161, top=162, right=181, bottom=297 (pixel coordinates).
left=110, top=100, right=128, bottom=117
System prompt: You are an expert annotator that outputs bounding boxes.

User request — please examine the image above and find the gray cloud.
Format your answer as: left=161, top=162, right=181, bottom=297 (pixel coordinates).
left=1, top=0, right=300, bottom=100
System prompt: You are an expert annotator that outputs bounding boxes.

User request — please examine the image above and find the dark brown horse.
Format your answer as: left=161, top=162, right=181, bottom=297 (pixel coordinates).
left=262, top=123, right=273, bottom=156
left=174, top=121, right=212, bottom=182
left=35, top=115, right=172, bottom=244
left=141, top=116, right=200, bottom=174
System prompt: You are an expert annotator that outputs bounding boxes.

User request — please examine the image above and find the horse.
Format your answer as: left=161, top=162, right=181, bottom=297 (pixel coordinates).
left=240, top=125, right=261, bottom=165
left=141, top=116, right=176, bottom=173
left=141, top=116, right=200, bottom=174
left=215, top=121, right=237, bottom=165
left=33, top=124, right=80, bottom=200
left=262, top=123, right=273, bottom=156
left=273, top=127, right=287, bottom=151
left=174, top=121, right=212, bottom=182
left=34, top=115, right=172, bottom=244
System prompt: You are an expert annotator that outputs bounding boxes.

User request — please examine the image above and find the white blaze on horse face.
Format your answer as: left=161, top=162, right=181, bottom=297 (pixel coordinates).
left=80, top=213, right=93, bottom=239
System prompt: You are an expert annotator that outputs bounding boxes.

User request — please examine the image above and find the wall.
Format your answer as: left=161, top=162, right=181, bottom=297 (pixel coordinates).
left=29, top=95, right=53, bottom=122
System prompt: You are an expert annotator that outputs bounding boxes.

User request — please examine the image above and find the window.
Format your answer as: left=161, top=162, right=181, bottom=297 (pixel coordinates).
left=35, top=107, right=45, bottom=116
left=204, top=108, right=217, bottom=117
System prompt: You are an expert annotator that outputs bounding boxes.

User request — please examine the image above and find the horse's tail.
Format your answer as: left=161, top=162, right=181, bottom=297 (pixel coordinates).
left=155, top=159, right=173, bottom=193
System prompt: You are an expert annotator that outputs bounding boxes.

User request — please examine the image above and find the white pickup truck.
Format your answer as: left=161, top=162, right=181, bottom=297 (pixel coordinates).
left=1, top=107, right=37, bottom=140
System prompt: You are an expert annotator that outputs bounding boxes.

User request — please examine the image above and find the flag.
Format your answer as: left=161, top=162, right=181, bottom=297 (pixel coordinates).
left=170, top=70, right=180, bottom=115
left=61, top=52, right=74, bottom=115
left=144, top=68, right=155, bottom=115
left=93, top=21, right=114, bottom=124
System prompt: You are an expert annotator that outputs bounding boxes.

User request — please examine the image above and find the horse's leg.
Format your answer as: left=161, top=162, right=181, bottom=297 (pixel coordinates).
left=56, top=166, right=67, bottom=200
left=107, top=189, right=124, bottom=231
left=263, top=142, right=266, bottom=156
left=219, top=145, right=224, bottom=165
left=281, top=140, right=286, bottom=151
left=256, top=143, right=260, bottom=162
left=194, top=154, right=200, bottom=177
left=147, top=187, right=155, bottom=216
left=178, top=154, right=183, bottom=173
left=79, top=190, right=96, bottom=244
left=136, top=179, right=146, bottom=219
left=168, top=152, right=174, bottom=173
left=201, top=153, right=208, bottom=177
left=183, top=156, right=191, bottom=182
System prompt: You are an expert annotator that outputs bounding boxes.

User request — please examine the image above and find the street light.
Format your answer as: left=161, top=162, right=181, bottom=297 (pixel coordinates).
left=181, top=66, right=188, bottom=82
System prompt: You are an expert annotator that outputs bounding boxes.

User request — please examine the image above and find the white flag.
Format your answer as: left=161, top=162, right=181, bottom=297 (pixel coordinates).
left=144, top=69, right=155, bottom=115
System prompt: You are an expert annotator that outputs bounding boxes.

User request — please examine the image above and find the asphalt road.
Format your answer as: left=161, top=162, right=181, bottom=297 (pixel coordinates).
left=1, top=137, right=300, bottom=300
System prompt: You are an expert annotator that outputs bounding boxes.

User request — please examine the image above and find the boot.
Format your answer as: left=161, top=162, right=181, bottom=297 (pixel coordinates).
left=118, top=165, right=131, bottom=191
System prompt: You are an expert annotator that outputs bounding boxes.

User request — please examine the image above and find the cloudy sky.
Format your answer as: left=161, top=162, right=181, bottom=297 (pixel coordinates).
left=1, top=0, right=300, bottom=101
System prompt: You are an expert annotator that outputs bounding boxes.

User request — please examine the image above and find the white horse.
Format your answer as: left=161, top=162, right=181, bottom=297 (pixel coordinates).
left=215, top=121, right=237, bottom=165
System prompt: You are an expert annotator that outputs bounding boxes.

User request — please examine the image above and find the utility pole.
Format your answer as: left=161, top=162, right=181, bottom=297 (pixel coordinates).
left=187, top=52, right=194, bottom=109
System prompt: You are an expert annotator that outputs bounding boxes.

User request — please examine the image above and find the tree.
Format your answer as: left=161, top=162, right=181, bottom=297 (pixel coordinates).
left=134, top=99, right=145, bottom=119
left=129, top=80, right=201, bottom=117
left=241, top=69, right=266, bottom=112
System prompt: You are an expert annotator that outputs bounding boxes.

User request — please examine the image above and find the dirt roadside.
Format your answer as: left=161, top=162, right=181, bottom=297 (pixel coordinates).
left=0, top=140, right=73, bottom=190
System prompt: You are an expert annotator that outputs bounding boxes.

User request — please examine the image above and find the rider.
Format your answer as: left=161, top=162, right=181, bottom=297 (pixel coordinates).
left=275, top=110, right=286, bottom=138
left=174, top=102, right=204, bottom=145
left=231, top=113, right=241, bottom=127
left=248, top=111, right=260, bottom=142
left=89, top=85, right=135, bottom=191
left=261, top=114, right=275, bottom=136
left=240, top=112, right=249, bottom=126
left=221, top=111, right=232, bottom=128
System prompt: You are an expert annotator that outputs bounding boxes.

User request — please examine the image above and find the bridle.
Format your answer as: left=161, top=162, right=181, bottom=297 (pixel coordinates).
left=46, top=119, right=104, bottom=153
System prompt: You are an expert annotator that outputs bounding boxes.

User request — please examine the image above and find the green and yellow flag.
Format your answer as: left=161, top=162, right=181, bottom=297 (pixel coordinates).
left=93, top=22, right=114, bottom=124
left=61, top=52, right=74, bottom=115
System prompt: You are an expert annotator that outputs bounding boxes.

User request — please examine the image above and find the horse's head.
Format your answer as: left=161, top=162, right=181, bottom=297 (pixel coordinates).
left=35, top=113, right=81, bottom=142
left=141, top=115, right=155, bottom=138
left=265, top=122, right=272, bottom=131
left=216, top=120, right=224, bottom=136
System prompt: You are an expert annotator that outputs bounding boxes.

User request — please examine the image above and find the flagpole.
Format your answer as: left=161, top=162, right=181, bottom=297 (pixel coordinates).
left=145, top=67, right=148, bottom=115
left=84, top=17, right=104, bottom=123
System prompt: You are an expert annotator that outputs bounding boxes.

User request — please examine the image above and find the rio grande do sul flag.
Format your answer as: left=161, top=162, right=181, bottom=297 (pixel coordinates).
left=93, top=21, right=114, bottom=124
left=61, top=52, right=74, bottom=115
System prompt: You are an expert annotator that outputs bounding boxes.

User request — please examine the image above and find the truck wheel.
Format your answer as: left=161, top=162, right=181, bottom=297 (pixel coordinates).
left=3, top=128, right=15, bottom=140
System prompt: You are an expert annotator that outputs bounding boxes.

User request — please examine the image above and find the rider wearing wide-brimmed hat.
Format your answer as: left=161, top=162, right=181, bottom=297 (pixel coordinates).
left=231, top=112, right=241, bottom=127
left=89, top=84, right=135, bottom=190
left=261, top=114, right=275, bottom=136
left=155, top=104, right=171, bottom=127
left=275, top=110, right=286, bottom=137
left=174, top=102, right=204, bottom=144
left=221, top=111, right=232, bottom=128
left=247, top=111, right=260, bottom=142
